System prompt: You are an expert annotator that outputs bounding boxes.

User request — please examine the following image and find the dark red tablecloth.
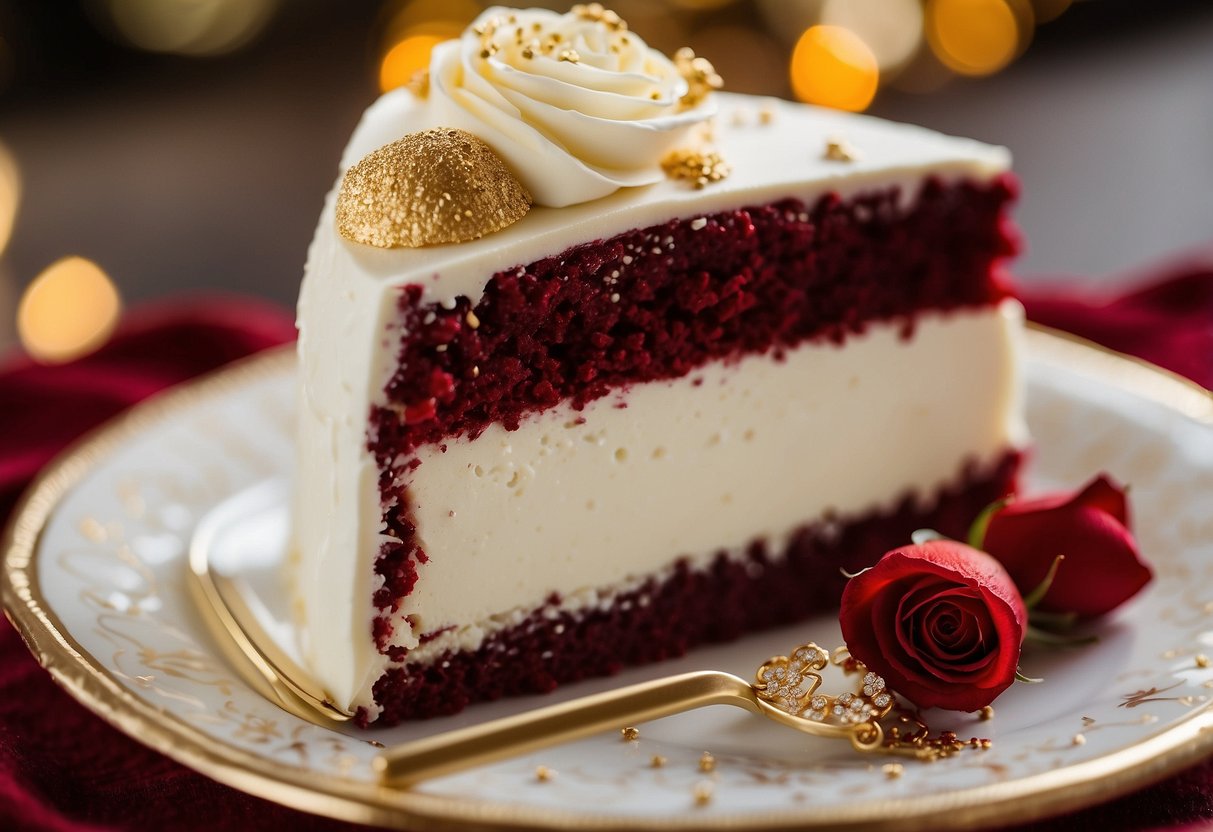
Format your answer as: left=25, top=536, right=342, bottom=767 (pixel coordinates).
left=2, top=267, right=1212, bottom=831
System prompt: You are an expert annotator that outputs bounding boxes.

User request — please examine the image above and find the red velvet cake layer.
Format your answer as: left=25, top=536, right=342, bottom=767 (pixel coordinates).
left=367, top=177, right=1020, bottom=645
left=361, top=451, right=1022, bottom=726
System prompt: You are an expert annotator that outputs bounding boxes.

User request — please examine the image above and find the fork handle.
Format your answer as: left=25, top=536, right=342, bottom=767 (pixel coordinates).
left=374, top=670, right=760, bottom=786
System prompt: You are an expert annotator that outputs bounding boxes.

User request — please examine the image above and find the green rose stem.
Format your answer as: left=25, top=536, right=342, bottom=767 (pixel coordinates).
left=1020, top=553, right=1099, bottom=647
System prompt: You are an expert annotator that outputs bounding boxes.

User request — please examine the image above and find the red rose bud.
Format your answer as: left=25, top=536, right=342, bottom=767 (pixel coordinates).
left=840, top=541, right=1027, bottom=711
left=982, top=474, right=1150, bottom=619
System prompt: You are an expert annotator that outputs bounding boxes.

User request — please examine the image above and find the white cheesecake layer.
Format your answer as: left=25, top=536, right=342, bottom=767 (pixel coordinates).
left=396, top=302, right=1026, bottom=645
left=293, top=91, right=1017, bottom=714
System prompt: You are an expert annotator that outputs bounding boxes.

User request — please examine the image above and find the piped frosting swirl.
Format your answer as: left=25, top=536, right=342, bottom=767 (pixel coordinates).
left=423, top=5, right=719, bottom=207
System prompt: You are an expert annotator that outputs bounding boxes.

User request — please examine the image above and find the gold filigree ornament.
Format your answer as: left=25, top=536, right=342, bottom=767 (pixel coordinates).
left=336, top=128, right=532, bottom=248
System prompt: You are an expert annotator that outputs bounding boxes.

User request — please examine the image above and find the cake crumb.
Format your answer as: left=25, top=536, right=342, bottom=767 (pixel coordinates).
left=621, top=726, right=640, bottom=742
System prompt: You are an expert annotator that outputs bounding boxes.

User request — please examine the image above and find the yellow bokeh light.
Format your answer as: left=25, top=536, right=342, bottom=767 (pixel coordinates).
left=17, top=257, right=122, bottom=364
left=379, top=34, right=446, bottom=93
left=0, top=141, right=20, bottom=256
left=926, top=0, right=1026, bottom=77
left=821, top=0, right=923, bottom=73
left=790, top=25, right=879, bottom=113
left=106, top=0, right=279, bottom=57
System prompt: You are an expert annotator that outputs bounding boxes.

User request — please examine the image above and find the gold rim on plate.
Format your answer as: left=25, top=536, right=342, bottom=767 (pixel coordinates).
left=2, top=329, right=1213, bottom=831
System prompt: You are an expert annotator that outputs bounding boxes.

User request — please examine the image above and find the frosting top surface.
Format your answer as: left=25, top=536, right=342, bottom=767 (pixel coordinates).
left=334, top=89, right=1009, bottom=306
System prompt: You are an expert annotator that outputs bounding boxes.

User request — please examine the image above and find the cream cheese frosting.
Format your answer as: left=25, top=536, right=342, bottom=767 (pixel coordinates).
left=426, top=6, right=716, bottom=206
left=294, top=82, right=1019, bottom=714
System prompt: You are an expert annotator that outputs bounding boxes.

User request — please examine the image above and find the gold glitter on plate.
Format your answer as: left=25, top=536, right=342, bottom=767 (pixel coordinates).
left=336, top=128, right=532, bottom=248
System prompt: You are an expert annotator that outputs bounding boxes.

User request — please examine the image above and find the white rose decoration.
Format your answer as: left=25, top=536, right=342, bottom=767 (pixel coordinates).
left=425, top=5, right=720, bottom=207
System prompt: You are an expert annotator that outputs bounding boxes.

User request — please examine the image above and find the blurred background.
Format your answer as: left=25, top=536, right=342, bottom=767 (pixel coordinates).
left=0, top=0, right=1209, bottom=362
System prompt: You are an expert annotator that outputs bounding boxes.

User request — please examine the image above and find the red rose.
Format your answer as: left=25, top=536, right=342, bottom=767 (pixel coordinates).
left=840, top=541, right=1026, bottom=711
left=982, top=474, right=1150, bottom=619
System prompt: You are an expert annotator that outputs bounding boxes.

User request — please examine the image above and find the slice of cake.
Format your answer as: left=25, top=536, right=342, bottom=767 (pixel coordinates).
left=294, top=5, right=1027, bottom=725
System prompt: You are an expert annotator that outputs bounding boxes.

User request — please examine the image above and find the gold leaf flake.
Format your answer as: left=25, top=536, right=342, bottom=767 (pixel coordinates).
left=337, top=128, right=532, bottom=248
left=824, top=137, right=861, bottom=163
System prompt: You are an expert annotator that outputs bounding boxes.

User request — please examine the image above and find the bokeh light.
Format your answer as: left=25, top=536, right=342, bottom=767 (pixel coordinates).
left=926, top=0, right=1029, bottom=77
left=377, top=0, right=479, bottom=93
left=790, top=25, right=879, bottom=112
left=103, top=0, right=280, bottom=57
left=0, top=142, right=20, bottom=256
left=691, top=25, right=786, bottom=96
left=1031, top=0, right=1072, bottom=24
left=379, top=34, right=446, bottom=93
left=17, top=257, right=122, bottom=364
left=821, top=0, right=923, bottom=74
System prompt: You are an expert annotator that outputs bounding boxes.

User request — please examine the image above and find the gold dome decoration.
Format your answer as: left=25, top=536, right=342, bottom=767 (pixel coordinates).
left=336, top=128, right=532, bottom=248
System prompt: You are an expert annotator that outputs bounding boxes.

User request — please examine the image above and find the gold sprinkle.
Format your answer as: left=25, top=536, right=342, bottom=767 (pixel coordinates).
left=521, top=46, right=534, bottom=59
left=650, top=91, right=661, bottom=100
left=882, top=763, right=904, bottom=779
left=693, top=781, right=714, bottom=805
left=758, top=106, right=775, bottom=124
left=698, top=751, right=716, bottom=772
left=662, top=148, right=731, bottom=189
left=337, top=128, right=532, bottom=248
left=406, top=70, right=429, bottom=100
left=573, top=3, right=628, bottom=31
left=673, top=47, right=723, bottom=111
left=1072, top=733, right=1086, bottom=746
left=824, top=137, right=861, bottom=162
left=558, top=48, right=581, bottom=63
left=650, top=754, right=667, bottom=768
left=535, top=765, right=554, bottom=781
left=978, top=705, right=995, bottom=721
left=621, top=726, right=640, bottom=742
left=1197, top=654, right=1210, bottom=668
left=465, top=310, right=481, bottom=329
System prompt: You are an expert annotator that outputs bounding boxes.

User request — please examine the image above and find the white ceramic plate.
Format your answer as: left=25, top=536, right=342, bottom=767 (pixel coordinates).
left=4, top=330, right=1213, bottom=831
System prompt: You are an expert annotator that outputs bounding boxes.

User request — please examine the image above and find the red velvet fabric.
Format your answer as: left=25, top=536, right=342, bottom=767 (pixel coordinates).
left=1, top=268, right=1211, bottom=830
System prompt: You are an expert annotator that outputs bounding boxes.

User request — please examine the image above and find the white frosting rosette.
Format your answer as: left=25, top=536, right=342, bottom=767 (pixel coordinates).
left=425, top=6, right=718, bottom=207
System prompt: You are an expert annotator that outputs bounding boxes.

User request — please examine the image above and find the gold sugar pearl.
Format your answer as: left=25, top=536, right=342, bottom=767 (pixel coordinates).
left=1196, top=654, right=1210, bottom=668
left=693, top=781, right=714, bottom=805
left=621, top=726, right=640, bottom=742
left=978, top=705, right=995, bottom=721
left=1072, top=733, right=1087, bottom=746
left=535, top=765, right=555, bottom=781
left=337, top=128, right=532, bottom=248
left=698, top=751, right=716, bottom=772
left=882, top=763, right=904, bottom=779
left=673, top=47, right=723, bottom=110
left=650, top=754, right=667, bottom=768
left=661, top=148, right=731, bottom=189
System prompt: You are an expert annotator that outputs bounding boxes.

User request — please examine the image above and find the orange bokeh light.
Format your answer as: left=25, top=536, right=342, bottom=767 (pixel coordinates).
left=17, top=257, right=122, bottom=364
left=379, top=33, right=446, bottom=93
left=790, top=25, right=879, bottom=113
left=926, top=0, right=1026, bottom=77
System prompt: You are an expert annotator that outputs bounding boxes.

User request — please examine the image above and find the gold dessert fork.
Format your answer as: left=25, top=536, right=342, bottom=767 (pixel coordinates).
left=190, top=532, right=960, bottom=787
